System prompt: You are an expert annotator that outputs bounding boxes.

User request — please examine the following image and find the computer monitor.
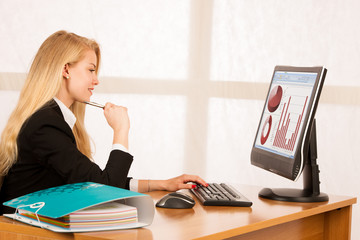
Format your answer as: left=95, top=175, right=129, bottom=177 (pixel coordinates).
left=251, top=65, right=328, bottom=202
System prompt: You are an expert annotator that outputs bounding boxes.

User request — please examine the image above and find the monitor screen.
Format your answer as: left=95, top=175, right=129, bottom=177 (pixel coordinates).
left=251, top=66, right=326, bottom=181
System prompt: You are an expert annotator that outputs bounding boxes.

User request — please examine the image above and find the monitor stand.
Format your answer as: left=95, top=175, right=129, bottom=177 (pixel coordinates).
left=259, top=119, right=329, bottom=202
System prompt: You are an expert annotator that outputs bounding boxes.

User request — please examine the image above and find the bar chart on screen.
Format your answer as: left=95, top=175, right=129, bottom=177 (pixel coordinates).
left=269, top=84, right=312, bottom=155
left=273, top=95, right=308, bottom=151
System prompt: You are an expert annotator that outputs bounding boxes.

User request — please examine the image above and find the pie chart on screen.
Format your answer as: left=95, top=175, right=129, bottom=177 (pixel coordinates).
left=267, top=85, right=283, bottom=112
left=260, top=115, right=272, bottom=145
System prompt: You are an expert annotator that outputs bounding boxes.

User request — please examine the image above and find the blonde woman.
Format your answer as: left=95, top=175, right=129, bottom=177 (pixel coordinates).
left=0, top=30, right=207, bottom=214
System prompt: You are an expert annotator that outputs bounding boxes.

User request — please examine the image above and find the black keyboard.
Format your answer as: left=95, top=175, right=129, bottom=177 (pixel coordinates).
left=190, top=183, right=252, bottom=207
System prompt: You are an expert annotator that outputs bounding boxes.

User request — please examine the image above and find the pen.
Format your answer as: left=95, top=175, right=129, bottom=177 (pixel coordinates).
left=83, top=101, right=105, bottom=109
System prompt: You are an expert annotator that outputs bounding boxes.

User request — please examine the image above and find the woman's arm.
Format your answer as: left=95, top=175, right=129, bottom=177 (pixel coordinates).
left=27, top=106, right=133, bottom=189
left=137, top=174, right=208, bottom=193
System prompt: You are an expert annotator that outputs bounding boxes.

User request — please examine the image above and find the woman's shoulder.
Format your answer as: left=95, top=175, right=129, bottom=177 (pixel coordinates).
left=31, top=101, right=63, bottom=121
left=21, top=100, right=69, bottom=135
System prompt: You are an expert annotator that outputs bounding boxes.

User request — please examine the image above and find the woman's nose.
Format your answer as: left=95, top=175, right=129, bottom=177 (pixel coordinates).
left=93, top=75, right=99, bottom=85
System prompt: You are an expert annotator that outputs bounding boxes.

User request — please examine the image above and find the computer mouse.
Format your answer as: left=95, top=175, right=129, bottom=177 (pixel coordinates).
left=156, top=192, right=195, bottom=209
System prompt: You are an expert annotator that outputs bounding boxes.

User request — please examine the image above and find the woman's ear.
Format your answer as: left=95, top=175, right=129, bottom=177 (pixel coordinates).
left=62, top=64, right=70, bottom=79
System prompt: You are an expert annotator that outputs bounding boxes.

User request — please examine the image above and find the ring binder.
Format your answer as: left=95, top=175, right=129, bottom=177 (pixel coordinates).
left=3, top=182, right=154, bottom=232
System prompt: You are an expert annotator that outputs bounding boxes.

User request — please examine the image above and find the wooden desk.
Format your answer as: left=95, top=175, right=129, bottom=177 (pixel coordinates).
left=0, top=185, right=356, bottom=240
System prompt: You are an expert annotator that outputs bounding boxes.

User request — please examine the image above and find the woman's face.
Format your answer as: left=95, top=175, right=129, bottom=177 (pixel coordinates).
left=61, top=50, right=99, bottom=107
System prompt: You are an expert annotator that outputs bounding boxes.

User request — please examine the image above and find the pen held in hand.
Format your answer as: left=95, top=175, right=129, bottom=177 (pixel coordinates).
left=83, top=101, right=105, bottom=109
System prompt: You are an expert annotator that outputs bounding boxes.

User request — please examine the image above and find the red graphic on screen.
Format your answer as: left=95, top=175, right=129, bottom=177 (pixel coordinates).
left=267, top=85, right=283, bottom=112
left=260, top=115, right=272, bottom=145
left=273, top=96, right=308, bottom=151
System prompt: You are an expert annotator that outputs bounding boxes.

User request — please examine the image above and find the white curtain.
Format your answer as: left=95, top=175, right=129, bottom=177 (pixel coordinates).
left=1, top=0, right=359, bottom=237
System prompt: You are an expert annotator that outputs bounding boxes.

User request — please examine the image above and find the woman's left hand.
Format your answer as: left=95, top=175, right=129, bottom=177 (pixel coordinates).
left=161, top=174, right=208, bottom=192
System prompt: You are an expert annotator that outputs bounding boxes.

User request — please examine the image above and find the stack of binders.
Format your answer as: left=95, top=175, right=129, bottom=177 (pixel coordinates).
left=3, top=182, right=154, bottom=232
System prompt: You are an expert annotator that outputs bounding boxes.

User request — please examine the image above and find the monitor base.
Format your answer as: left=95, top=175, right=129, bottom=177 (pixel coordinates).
left=259, top=187, right=329, bottom=202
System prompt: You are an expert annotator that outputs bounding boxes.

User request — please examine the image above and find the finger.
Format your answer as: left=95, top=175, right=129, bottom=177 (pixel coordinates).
left=194, top=177, right=208, bottom=187
left=178, top=183, right=197, bottom=190
left=182, top=175, right=208, bottom=187
left=104, top=102, right=114, bottom=110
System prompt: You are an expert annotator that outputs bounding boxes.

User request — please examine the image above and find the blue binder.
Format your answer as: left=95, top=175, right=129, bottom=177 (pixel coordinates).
left=3, top=182, right=155, bottom=232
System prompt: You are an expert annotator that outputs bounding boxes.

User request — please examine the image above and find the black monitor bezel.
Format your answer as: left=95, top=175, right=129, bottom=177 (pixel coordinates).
left=251, top=66, right=326, bottom=181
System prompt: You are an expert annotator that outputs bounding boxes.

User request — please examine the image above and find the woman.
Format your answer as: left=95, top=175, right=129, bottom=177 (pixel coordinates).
left=0, top=30, right=207, bottom=214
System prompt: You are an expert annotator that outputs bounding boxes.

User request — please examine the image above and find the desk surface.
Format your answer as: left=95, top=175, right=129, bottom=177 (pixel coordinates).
left=0, top=184, right=357, bottom=240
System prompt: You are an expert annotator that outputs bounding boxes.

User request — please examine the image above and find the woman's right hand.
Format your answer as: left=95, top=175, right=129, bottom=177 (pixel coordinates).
left=103, top=103, right=130, bottom=147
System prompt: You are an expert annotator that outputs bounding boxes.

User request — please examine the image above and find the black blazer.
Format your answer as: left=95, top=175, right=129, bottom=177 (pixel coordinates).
left=0, top=101, right=133, bottom=214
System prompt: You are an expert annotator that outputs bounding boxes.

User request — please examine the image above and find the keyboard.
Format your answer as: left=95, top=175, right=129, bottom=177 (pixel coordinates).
left=190, top=183, right=252, bottom=207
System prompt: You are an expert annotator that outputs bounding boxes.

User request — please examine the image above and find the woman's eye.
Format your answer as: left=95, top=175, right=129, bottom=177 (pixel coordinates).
left=90, top=69, right=96, bottom=73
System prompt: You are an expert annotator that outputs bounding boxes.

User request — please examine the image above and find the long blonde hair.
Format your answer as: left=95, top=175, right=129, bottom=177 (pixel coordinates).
left=0, top=30, right=101, bottom=176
